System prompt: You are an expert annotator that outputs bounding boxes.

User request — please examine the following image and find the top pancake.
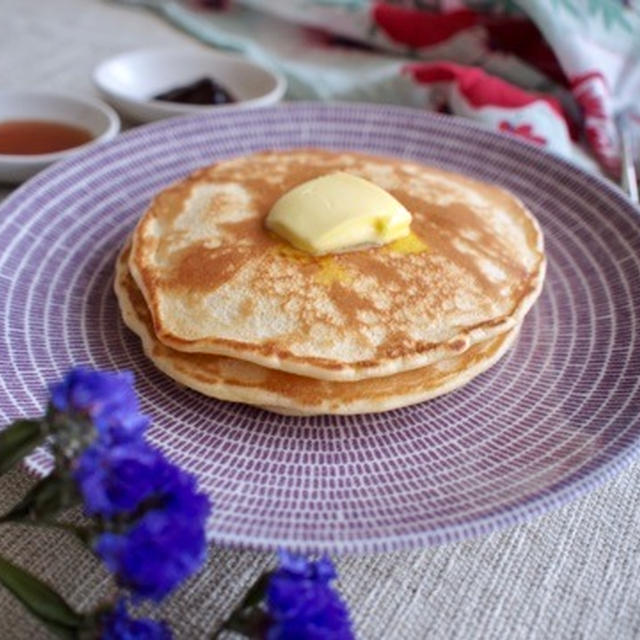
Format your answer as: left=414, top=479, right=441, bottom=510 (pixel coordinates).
left=129, top=149, right=545, bottom=381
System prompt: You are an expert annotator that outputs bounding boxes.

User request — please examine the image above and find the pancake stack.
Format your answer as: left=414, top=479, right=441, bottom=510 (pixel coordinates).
left=115, top=150, right=545, bottom=415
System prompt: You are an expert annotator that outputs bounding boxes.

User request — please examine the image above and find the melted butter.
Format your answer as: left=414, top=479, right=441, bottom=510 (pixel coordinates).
left=273, top=239, right=314, bottom=263
left=272, top=240, right=353, bottom=287
left=315, top=257, right=354, bottom=286
left=386, top=231, right=429, bottom=255
left=265, top=172, right=412, bottom=255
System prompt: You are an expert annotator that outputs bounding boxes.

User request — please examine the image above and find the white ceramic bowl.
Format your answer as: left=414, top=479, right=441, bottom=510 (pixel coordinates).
left=0, top=91, right=120, bottom=184
left=93, top=48, right=287, bottom=123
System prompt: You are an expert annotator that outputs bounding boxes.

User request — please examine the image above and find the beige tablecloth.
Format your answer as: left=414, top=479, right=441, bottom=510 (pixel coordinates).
left=2, top=1, right=640, bottom=638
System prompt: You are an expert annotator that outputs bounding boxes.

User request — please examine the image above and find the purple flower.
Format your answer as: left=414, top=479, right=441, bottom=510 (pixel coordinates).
left=50, top=367, right=148, bottom=443
left=53, top=367, right=211, bottom=602
left=74, top=441, right=166, bottom=518
left=266, top=551, right=354, bottom=640
left=101, top=599, right=172, bottom=639
left=95, top=454, right=211, bottom=602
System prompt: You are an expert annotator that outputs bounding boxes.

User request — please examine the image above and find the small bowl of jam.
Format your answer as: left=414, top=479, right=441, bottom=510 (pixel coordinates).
left=93, top=48, right=287, bottom=123
left=0, top=91, right=120, bottom=184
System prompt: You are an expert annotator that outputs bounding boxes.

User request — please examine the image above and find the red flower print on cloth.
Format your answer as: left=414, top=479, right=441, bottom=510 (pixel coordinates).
left=570, top=71, right=619, bottom=175
left=499, top=121, right=547, bottom=146
left=406, top=62, right=566, bottom=119
left=571, top=72, right=609, bottom=120
left=372, top=3, right=478, bottom=49
left=404, top=62, right=573, bottom=159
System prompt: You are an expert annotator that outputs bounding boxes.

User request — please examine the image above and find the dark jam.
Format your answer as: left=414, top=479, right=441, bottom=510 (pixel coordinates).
left=0, top=120, right=93, bottom=155
left=153, top=77, right=236, bottom=106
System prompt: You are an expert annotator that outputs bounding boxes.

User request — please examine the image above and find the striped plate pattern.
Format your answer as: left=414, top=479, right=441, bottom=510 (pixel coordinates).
left=0, top=104, right=639, bottom=553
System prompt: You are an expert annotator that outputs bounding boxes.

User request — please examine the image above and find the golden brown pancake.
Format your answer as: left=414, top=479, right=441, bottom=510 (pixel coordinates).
left=116, top=244, right=520, bottom=415
left=129, top=149, right=544, bottom=381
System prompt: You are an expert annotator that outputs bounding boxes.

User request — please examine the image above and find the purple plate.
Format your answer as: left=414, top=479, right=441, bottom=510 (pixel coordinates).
left=1, top=104, right=639, bottom=553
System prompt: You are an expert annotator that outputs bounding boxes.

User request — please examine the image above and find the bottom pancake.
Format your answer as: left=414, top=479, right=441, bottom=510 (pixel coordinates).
left=114, top=244, right=519, bottom=415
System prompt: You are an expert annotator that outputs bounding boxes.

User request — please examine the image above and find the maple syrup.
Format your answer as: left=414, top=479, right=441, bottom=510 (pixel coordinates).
left=0, top=120, right=93, bottom=155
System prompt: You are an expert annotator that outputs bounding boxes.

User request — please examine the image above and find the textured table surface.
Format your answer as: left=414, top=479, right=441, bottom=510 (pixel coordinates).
left=2, top=1, right=640, bottom=638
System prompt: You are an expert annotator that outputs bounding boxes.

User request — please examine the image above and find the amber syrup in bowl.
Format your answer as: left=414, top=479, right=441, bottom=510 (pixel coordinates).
left=0, top=120, right=93, bottom=155
left=0, top=91, right=120, bottom=183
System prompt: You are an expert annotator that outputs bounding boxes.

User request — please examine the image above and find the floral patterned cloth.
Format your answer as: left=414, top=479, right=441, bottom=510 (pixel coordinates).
left=143, top=0, right=640, bottom=173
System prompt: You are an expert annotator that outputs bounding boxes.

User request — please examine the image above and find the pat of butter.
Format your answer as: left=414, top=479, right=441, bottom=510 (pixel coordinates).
left=266, top=172, right=412, bottom=255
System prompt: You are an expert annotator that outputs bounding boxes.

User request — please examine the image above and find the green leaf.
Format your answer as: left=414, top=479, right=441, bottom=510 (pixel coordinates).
left=220, top=608, right=270, bottom=639
left=0, top=420, right=47, bottom=475
left=214, top=572, right=271, bottom=639
left=33, top=618, right=78, bottom=640
left=0, top=554, right=82, bottom=638
left=237, top=572, right=271, bottom=610
left=0, top=473, right=81, bottom=524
